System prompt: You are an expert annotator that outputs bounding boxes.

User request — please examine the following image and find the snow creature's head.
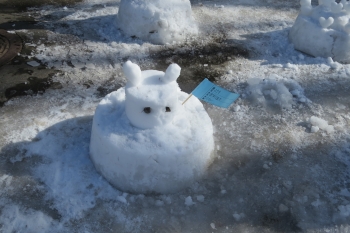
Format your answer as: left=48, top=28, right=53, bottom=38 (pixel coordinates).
left=123, top=61, right=181, bottom=129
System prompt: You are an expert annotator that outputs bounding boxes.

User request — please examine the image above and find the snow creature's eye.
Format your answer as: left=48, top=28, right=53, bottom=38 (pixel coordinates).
left=143, top=107, right=151, bottom=114
left=165, top=107, right=171, bottom=112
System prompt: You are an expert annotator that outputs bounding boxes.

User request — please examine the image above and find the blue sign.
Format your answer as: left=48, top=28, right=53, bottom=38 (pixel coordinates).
left=191, top=78, right=240, bottom=108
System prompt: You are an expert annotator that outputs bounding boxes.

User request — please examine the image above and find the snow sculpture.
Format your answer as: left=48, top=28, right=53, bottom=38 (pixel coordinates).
left=90, top=61, right=214, bottom=194
left=289, top=0, right=350, bottom=63
left=117, top=0, right=198, bottom=44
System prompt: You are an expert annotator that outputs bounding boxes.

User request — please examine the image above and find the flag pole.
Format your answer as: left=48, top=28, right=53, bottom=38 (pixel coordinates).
left=182, top=93, right=193, bottom=105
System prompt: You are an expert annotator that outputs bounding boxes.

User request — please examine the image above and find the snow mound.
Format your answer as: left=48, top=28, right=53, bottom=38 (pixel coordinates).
left=90, top=63, right=214, bottom=194
left=245, top=76, right=308, bottom=110
left=117, top=0, right=198, bottom=44
left=90, top=89, right=214, bottom=194
left=307, top=116, right=335, bottom=134
left=290, top=0, right=350, bottom=63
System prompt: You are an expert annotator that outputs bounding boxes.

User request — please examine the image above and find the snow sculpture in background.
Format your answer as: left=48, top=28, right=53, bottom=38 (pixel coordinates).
left=117, top=0, right=198, bottom=44
left=90, top=61, right=214, bottom=194
left=290, top=0, right=350, bottom=63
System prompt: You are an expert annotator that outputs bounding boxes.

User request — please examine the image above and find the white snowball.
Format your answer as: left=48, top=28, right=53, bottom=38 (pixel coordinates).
left=196, top=195, right=205, bottom=202
left=325, top=125, right=335, bottom=134
left=117, top=0, right=198, bottom=44
left=309, top=116, right=329, bottom=130
left=309, top=116, right=335, bottom=134
left=233, top=105, right=241, bottom=112
left=290, top=1, right=350, bottom=63
left=311, top=125, right=320, bottom=133
left=185, top=196, right=195, bottom=206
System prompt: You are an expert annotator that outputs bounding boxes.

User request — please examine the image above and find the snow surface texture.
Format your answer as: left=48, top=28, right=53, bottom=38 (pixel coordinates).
left=290, top=0, right=350, bottom=63
left=90, top=63, right=214, bottom=193
left=1, top=0, right=350, bottom=232
left=245, top=75, right=308, bottom=110
left=117, top=0, right=198, bottom=44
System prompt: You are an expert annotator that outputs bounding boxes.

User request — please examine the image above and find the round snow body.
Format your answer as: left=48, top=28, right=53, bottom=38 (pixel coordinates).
left=89, top=88, right=214, bottom=194
left=289, top=2, right=350, bottom=63
left=117, top=0, right=198, bottom=44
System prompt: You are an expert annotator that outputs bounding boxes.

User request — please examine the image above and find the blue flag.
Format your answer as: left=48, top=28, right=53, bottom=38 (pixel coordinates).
left=191, top=78, right=240, bottom=108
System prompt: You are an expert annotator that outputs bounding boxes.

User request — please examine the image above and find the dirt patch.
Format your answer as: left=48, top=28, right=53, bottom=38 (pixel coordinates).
left=149, top=41, right=249, bottom=93
left=0, top=0, right=84, bottom=10
left=4, top=75, right=62, bottom=104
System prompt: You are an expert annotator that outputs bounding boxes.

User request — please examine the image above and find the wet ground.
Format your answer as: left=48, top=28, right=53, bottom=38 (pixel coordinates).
left=0, top=2, right=250, bottom=104
left=0, top=8, right=58, bottom=105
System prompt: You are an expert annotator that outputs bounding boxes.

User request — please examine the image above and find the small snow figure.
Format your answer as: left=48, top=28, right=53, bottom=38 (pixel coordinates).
left=290, top=0, right=350, bottom=63
left=90, top=61, right=214, bottom=194
left=117, top=0, right=198, bottom=44
left=124, top=61, right=181, bottom=129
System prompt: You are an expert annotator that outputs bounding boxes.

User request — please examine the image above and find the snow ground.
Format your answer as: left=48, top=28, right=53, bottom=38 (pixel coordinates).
left=0, top=0, right=350, bottom=232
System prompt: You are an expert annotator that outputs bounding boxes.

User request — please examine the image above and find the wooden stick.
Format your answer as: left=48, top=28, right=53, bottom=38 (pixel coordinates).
left=182, top=93, right=193, bottom=105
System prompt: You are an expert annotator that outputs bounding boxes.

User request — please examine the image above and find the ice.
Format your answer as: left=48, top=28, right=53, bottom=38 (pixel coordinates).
left=290, top=0, right=350, bottom=62
left=327, top=57, right=342, bottom=69
left=117, top=0, right=198, bottom=44
left=117, top=195, right=128, bottom=204
left=309, top=116, right=329, bottom=130
left=27, top=61, right=40, bottom=67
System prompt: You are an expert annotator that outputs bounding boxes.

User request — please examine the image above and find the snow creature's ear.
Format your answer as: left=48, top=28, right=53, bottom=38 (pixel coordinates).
left=123, top=60, right=142, bottom=86
left=162, top=63, right=181, bottom=84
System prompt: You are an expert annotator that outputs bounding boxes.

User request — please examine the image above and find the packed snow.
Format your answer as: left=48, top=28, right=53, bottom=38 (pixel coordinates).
left=90, top=62, right=214, bottom=194
left=0, top=0, right=350, bottom=232
left=290, top=0, right=350, bottom=62
left=124, top=62, right=182, bottom=129
left=117, top=0, right=198, bottom=44
left=308, top=116, right=335, bottom=134
left=245, top=75, right=308, bottom=110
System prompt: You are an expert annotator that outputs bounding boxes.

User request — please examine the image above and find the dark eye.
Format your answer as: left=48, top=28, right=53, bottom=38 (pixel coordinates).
left=165, top=107, right=171, bottom=112
left=143, top=107, right=151, bottom=114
